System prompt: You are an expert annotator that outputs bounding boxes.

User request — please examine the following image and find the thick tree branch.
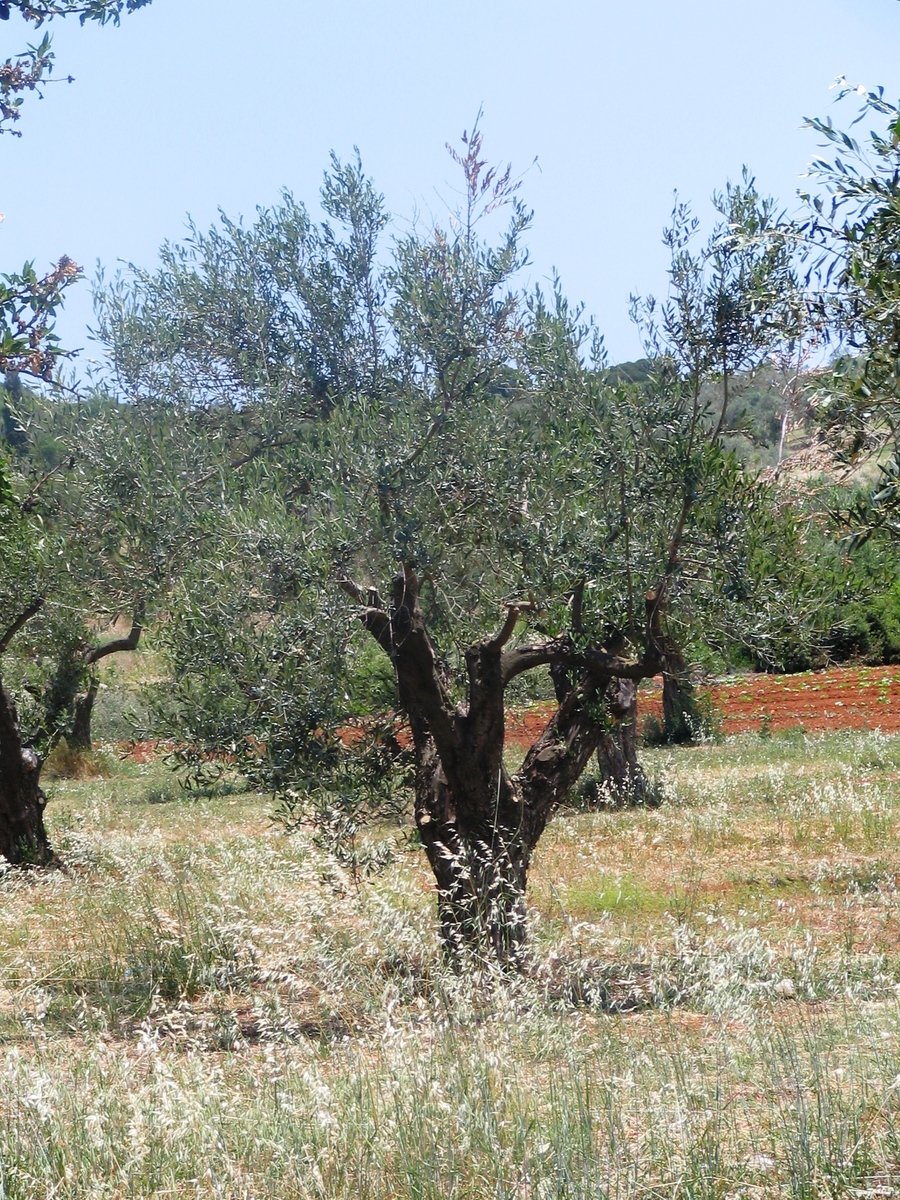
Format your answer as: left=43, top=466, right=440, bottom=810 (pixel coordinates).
left=19, top=456, right=74, bottom=514
left=337, top=576, right=383, bottom=609
left=338, top=576, right=369, bottom=605
left=501, top=635, right=661, bottom=689
left=338, top=578, right=393, bottom=654
left=340, top=567, right=461, bottom=764
left=83, top=602, right=145, bottom=665
left=0, top=597, right=44, bottom=654
left=515, top=674, right=608, bottom=835
left=187, top=433, right=299, bottom=493
left=464, top=620, right=515, bottom=766
left=583, top=644, right=663, bottom=681
left=358, top=608, right=393, bottom=654
left=502, top=639, right=564, bottom=686
left=485, top=605, right=521, bottom=653
left=388, top=565, right=462, bottom=767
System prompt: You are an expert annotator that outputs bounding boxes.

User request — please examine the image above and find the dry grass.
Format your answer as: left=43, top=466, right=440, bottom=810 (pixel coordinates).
left=0, top=731, right=896, bottom=1197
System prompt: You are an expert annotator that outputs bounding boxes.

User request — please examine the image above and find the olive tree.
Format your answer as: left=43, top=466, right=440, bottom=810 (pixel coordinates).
left=47, top=395, right=233, bottom=750
left=0, top=369, right=234, bottom=865
left=0, top=450, right=58, bottom=864
left=800, top=82, right=900, bottom=541
left=628, top=171, right=805, bottom=742
left=0, top=0, right=165, bottom=864
left=101, top=135, right=794, bottom=966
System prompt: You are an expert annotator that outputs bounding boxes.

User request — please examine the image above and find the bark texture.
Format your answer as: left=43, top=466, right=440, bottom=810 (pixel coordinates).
left=342, top=570, right=665, bottom=967
left=594, top=678, right=657, bottom=808
left=0, top=677, right=55, bottom=866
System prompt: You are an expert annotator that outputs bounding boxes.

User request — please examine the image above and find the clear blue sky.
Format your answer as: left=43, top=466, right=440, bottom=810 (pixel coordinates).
left=3, top=0, right=900, bottom=369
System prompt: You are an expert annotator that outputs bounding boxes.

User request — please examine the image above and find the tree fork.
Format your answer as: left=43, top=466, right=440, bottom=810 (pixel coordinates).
left=341, top=575, right=666, bottom=966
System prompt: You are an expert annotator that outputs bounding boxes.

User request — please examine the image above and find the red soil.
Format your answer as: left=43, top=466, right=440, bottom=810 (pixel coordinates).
left=123, top=739, right=161, bottom=763
left=506, top=665, right=900, bottom=748
left=121, top=666, right=900, bottom=761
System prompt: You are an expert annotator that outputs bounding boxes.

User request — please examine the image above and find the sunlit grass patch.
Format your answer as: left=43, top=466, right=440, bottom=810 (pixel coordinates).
left=556, top=874, right=669, bottom=919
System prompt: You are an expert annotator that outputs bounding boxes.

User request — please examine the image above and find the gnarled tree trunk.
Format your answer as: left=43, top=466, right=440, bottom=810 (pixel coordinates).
left=661, top=643, right=699, bottom=745
left=341, top=569, right=664, bottom=968
left=0, top=678, right=55, bottom=866
left=414, top=737, right=532, bottom=967
left=0, top=600, right=56, bottom=866
left=594, top=677, right=657, bottom=807
left=396, top=583, right=539, bottom=969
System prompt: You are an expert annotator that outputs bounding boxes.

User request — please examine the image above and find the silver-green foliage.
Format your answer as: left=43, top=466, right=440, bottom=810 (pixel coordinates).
left=96, top=136, right=813, bottom=819
left=802, top=82, right=900, bottom=541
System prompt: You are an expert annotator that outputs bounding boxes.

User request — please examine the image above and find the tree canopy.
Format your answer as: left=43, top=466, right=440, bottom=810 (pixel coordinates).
left=0, top=0, right=154, bottom=865
left=801, top=82, right=900, bottom=541
left=87, top=129, right=819, bottom=964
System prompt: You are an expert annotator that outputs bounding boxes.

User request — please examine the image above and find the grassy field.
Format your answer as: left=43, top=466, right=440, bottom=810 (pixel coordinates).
left=0, top=730, right=897, bottom=1198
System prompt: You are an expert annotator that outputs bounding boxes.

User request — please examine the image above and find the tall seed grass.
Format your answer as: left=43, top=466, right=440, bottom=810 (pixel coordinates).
left=0, top=1004, right=896, bottom=1198
left=0, top=731, right=896, bottom=1197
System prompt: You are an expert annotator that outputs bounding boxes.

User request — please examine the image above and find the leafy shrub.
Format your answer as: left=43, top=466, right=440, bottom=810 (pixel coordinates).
left=143, top=783, right=181, bottom=805
left=829, top=576, right=900, bottom=664
left=345, top=638, right=397, bottom=716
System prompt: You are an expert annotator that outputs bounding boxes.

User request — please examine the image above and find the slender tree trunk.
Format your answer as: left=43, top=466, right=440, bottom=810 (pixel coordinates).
left=0, top=678, right=55, bottom=867
left=661, top=645, right=699, bottom=745
left=69, top=669, right=99, bottom=752
left=594, top=678, right=656, bottom=807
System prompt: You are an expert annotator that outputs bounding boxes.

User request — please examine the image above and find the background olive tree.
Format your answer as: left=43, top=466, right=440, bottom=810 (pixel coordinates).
left=801, top=82, right=900, bottom=542
left=628, top=171, right=807, bottom=742
left=0, top=0, right=154, bottom=864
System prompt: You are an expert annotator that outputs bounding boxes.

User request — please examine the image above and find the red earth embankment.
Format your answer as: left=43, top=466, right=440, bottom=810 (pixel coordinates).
left=121, top=666, right=900, bottom=761
left=506, top=665, right=900, bottom=748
